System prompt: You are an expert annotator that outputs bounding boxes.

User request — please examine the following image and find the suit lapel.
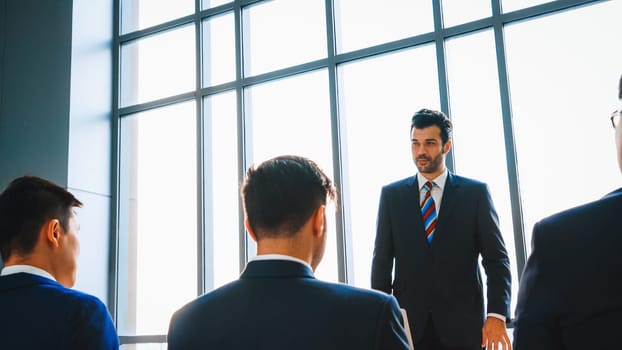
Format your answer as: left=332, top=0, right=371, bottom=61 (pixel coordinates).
left=435, top=173, right=460, bottom=242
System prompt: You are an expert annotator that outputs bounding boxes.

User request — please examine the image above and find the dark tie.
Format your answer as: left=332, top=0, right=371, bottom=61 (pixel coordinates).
left=421, top=181, right=437, bottom=243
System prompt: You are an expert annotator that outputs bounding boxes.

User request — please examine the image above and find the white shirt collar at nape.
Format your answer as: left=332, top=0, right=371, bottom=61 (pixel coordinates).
left=250, top=253, right=314, bottom=273
left=0, top=264, right=57, bottom=281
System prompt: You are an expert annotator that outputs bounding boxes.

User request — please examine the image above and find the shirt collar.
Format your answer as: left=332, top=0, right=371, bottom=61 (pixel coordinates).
left=417, top=168, right=448, bottom=191
left=250, top=254, right=314, bottom=273
left=0, top=264, right=57, bottom=281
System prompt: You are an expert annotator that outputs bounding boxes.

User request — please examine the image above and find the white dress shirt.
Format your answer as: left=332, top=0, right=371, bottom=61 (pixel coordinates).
left=251, top=254, right=314, bottom=275
left=417, top=169, right=448, bottom=213
left=0, top=264, right=56, bottom=281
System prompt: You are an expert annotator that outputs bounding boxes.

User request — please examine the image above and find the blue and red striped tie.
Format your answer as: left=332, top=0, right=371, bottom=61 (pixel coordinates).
left=421, top=181, right=437, bottom=244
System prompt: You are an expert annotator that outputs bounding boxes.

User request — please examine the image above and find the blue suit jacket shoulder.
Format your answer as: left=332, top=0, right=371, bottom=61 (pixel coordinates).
left=0, top=273, right=119, bottom=350
left=514, top=188, right=622, bottom=350
left=168, top=260, right=410, bottom=350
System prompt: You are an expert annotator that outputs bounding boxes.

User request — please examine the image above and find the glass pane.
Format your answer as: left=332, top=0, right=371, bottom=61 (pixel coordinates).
left=121, top=0, right=194, bottom=34
left=202, top=0, right=231, bottom=10
left=118, top=101, right=198, bottom=335
left=202, top=13, right=236, bottom=87
left=442, top=0, right=491, bottom=27
left=505, top=1, right=622, bottom=251
left=243, top=0, right=327, bottom=76
left=120, top=344, right=167, bottom=350
left=120, top=25, right=195, bottom=107
left=245, top=70, right=338, bottom=282
left=502, top=0, right=553, bottom=13
left=339, top=45, right=440, bottom=287
left=445, top=29, right=518, bottom=317
left=204, top=91, right=240, bottom=289
left=334, top=0, right=433, bottom=54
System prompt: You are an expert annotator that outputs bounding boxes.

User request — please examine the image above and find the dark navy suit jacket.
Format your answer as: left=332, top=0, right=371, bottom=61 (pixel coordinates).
left=0, top=272, right=119, bottom=349
left=514, top=188, right=622, bottom=350
left=371, top=173, right=512, bottom=347
left=167, top=259, right=410, bottom=350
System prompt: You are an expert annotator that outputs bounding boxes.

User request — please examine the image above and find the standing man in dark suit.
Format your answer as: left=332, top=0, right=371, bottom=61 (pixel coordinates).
left=371, top=109, right=512, bottom=350
left=513, top=75, right=622, bottom=350
left=168, top=155, right=410, bottom=350
left=0, top=176, right=119, bottom=350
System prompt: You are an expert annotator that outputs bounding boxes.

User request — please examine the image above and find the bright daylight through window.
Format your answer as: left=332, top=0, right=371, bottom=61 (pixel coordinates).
left=114, top=1, right=622, bottom=348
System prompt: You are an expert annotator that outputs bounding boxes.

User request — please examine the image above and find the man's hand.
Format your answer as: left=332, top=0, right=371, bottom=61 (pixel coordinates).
left=481, top=316, right=511, bottom=350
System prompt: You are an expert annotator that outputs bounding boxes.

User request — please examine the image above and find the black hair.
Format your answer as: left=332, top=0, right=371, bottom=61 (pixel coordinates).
left=242, top=155, right=335, bottom=238
left=0, top=176, right=82, bottom=260
left=411, top=108, right=453, bottom=145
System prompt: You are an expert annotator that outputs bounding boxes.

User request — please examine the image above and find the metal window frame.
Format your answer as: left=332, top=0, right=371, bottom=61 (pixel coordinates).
left=111, top=0, right=605, bottom=345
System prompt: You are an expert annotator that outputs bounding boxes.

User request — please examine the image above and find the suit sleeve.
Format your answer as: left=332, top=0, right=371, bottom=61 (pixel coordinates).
left=513, top=222, right=561, bottom=350
left=371, top=187, right=395, bottom=294
left=69, top=296, right=119, bottom=350
left=375, top=295, right=411, bottom=350
left=476, top=184, right=512, bottom=318
left=167, top=310, right=180, bottom=350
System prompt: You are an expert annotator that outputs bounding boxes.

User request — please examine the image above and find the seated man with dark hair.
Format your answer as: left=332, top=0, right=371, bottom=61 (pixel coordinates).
left=168, top=155, right=410, bottom=350
left=0, top=176, right=119, bottom=350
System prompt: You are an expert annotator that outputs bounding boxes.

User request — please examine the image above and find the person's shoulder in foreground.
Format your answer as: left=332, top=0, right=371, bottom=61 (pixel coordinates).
left=513, top=188, right=622, bottom=350
left=168, top=155, right=410, bottom=350
left=1, top=272, right=118, bottom=349
left=169, top=272, right=409, bottom=350
left=0, top=175, right=119, bottom=350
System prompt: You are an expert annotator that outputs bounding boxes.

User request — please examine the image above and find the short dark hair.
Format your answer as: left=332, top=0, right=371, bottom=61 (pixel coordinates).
left=411, top=108, right=453, bottom=145
left=0, top=176, right=82, bottom=260
left=242, top=155, right=336, bottom=238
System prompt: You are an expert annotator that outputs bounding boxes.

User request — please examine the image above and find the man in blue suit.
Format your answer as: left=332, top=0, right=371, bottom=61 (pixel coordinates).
left=513, top=75, right=622, bottom=349
left=0, top=176, right=119, bottom=349
left=371, top=109, right=512, bottom=350
left=168, top=155, right=410, bottom=350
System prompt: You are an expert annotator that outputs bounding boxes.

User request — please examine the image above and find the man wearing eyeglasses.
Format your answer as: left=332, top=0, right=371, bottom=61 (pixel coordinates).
left=513, top=74, right=622, bottom=349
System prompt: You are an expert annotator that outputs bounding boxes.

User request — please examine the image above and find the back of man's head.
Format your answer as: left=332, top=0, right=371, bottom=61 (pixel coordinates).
left=242, top=155, right=335, bottom=238
left=0, top=176, right=82, bottom=261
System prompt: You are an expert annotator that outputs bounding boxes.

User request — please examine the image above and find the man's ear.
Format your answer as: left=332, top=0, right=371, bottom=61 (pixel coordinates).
left=245, top=218, right=258, bottom=243
left=443, top=139, right=452, bottom=154
left=45, top=219, right=62, bottom=248
left=312, top=205, right=326, bottom=238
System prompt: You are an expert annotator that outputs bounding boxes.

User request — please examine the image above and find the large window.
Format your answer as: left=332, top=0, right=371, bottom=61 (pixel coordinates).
left=118, top=101, right=198, bottom=337
left=504, top=1, right=622, bottom=251
left=445, top=28, right=518, bottom=313
left=244, top=70, right=338, bottom=282
left=113, top=0, right=621, bottom=347
left=338, top=46, right=440, bottom=286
